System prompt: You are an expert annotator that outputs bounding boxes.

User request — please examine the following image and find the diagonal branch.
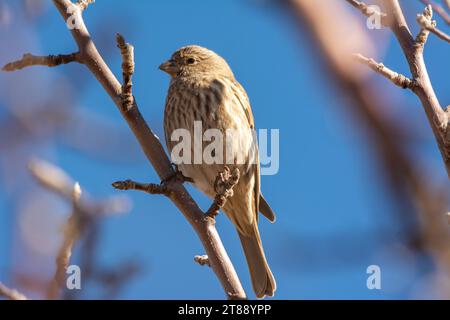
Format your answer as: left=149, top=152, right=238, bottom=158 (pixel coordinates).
left=382, top=0, right=450, bottom=178
left=0, top=282, right=28, bottom=300
left=112, top=180, right=169, bottom=196
left=346, top=0, right=450, bottom=178
left=1, top=0, right=246, bottom=299
left=2, top=52, right=81, bottom=71
left=46, top=182, right=84, bottom=300
left=353, top=53, right=415, bottom=89
left=28, top=159, right=130, bottom=299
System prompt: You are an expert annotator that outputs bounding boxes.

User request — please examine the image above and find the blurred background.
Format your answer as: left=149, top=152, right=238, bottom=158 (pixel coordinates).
left=0, top=0, right=449, bottom=299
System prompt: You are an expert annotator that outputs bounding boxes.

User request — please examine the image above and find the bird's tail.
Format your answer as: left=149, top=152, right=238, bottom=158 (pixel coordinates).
left=238, top=224, right=276, bottom=298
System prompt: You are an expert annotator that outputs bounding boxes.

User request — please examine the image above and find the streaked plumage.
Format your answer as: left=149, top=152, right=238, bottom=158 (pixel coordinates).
left=160, top=45, right=276, bottom=298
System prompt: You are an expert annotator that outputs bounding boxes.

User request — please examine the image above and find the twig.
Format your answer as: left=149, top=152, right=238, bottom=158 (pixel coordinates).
left=116, top=33, right=135, bottom=111
left=420, top=0, right=450, bottom=24
left=0, top=282, right=27, bottom=300
left=113, top=167, right=240, bottom=222
left=46, top=182, right=85, bottom=300
left=353, top=53, right=415, bottom=89
left=194, top=255, right=211, bottom=267
left=417, top=5, right=450, bottom=43
left=28, top=159, right=130, bottom=299
left=2, top=0, right=246, bottom=299
left=2, top=52, right=81, bottom=71
left=112, top=180, right=169, bottom=196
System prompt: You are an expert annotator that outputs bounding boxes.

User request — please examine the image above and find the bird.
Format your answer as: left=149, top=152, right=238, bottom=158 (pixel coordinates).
left=159, top=45, right=276, bottom=298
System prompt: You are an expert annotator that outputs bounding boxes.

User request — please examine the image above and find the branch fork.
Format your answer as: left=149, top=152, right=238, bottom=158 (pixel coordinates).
left=349, top=0, right=450, bottom=178
left=416, top=4, right=450, bottom=44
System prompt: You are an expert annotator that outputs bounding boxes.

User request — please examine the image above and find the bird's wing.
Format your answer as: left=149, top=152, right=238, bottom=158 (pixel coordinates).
left=231, top=80, right=262, bottom=218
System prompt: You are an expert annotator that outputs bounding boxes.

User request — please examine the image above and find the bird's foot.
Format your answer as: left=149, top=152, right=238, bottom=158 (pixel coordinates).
left=161, top=165, right=194, bottom=185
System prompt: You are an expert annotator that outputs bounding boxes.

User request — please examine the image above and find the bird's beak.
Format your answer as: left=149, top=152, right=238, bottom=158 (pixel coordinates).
left=159, top=59, right=178, bottom=76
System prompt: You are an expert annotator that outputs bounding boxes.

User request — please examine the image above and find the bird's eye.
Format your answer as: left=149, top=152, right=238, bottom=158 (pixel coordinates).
left=186, top=57, right=196, bottom=65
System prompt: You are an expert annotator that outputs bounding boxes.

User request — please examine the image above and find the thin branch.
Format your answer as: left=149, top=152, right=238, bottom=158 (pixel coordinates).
left=420, top=0, right=450, bottom=24
left=46, top=182, right=84, bottom=300
left=0, top=282, right=28, bottom=300
left=383, top=0, right=450, bottom=177
left=353, top=53, right=415, bottom=89
left=28, top=159, right=130, bottom=299
left=10, top=0, right=246, bottom=299
left=116, top=33, right=135, bottom=111
left=2, top=52, right=80, bottom=71
left=417, top=6, right=450, bottom=43
left=112, top=180, right=169, bottom=196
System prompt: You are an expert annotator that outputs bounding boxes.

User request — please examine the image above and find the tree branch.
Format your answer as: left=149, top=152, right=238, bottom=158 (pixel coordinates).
left=351, top=0, right=450, bottom=178
left=353, top=53, right=415, bottom=89
left=112, top=180, right=169, bottom=196
left=2, top=52, right=81, bottom=71
left=116, top=33, right=135, bottom=111
left=0, top=282, right=27, bottom=300
left=420, top=0, right=450, bottom=25
left=417, top=6, right=450, bottom=43
left=3, top=0, right=245, bottom=299
left=28, top=159, right=130, bottom=299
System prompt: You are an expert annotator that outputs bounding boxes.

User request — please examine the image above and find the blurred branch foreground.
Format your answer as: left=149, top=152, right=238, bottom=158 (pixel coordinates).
left=287, top=0, right=450, bottom=295
left=3, top=0, right=246, bottom=299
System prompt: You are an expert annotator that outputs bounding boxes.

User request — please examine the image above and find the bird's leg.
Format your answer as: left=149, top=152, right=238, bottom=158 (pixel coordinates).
left=205, top=166, right=240, bottom=219
left=160, top=164, right=194, bottom=185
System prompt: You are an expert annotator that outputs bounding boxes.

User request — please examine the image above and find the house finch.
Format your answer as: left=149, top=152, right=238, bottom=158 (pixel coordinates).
left=160, top=45, right=276, bottom=298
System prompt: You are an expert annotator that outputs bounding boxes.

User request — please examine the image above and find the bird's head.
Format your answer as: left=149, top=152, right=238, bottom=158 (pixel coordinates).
left=159, top=45, right=233, bottom=79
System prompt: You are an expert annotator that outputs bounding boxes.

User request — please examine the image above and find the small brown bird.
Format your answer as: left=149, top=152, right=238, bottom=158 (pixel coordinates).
left=160, top=45, right=276, bottom=298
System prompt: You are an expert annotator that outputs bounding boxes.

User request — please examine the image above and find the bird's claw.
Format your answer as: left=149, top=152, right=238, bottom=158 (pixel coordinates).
left=161, top=167, right=194, bottom=185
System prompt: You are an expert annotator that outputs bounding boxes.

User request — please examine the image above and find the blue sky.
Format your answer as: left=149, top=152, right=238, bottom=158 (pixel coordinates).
left=0, top=0, right=449, bottom=299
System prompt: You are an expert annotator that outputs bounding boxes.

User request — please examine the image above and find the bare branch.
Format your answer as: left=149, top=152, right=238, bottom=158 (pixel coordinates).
left=112, top=180, right=169, bottom=196
left=116, top=33, right=135, bottom=111
left=2, top=52, right=80, bottom=71
left=43, top=0, right=246, bottom=299
left=353, top=53, right=415, bottom=89
left=0, top=282, right=27, bottom=300
left=46, top=182, right=84, bottom=300
left=381, top=0, right=450, bottom=178
left=28, top=159, right=130, bottom=299
left=417, top=5, right=450, bottom=43
left=420, top=0, right=450, bottom=24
